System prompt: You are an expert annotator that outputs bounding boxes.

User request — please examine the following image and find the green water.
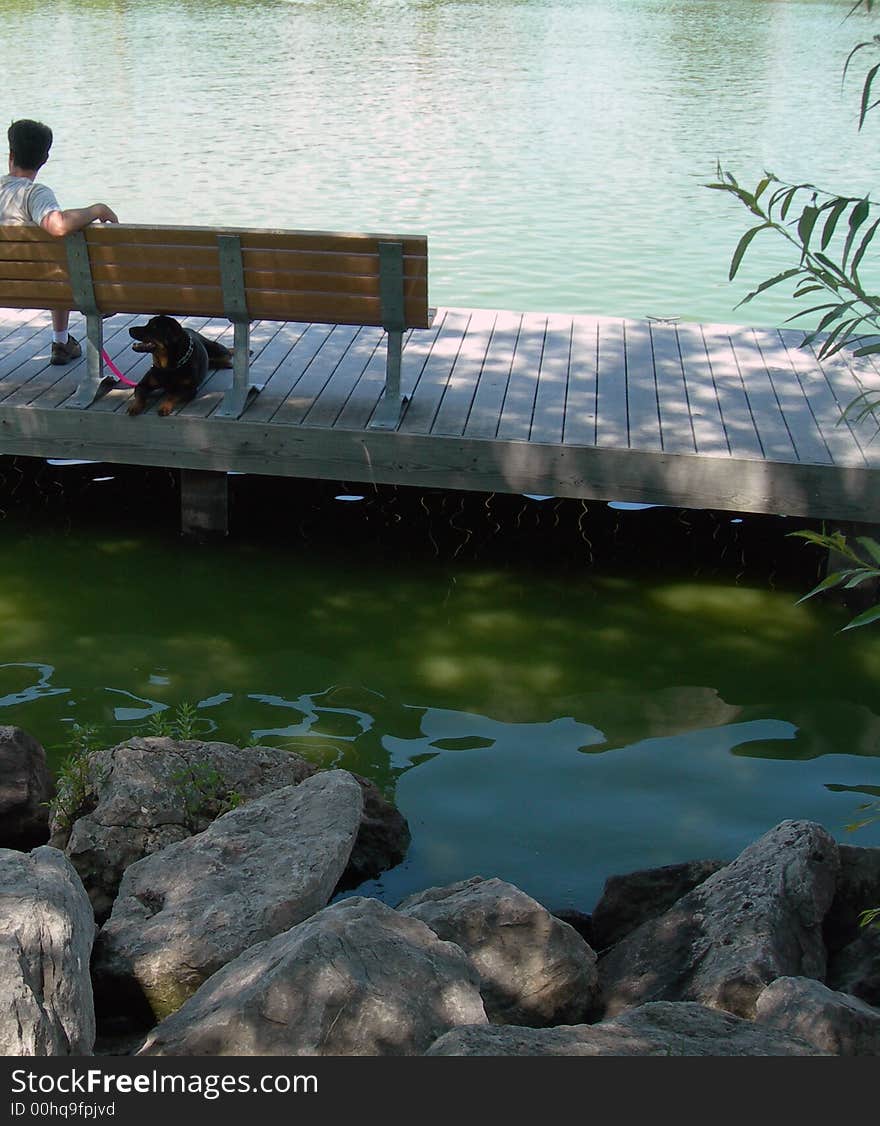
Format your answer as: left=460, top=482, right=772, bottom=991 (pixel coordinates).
left=0, top=464, right=877, bottom=912
left=1, top=0, right=879, bottom=911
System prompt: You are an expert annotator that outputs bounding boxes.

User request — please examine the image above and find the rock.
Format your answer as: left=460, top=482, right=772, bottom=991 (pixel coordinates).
left=823, top=844, right=880, bottom=956
left=92, top=770, right=363, bottom=1022
left=754, top=976, right=880, bottom=1056
left=0, top=846, right=95, bottom=1055
left=596, top=820, right=840, bottom=1019
left=826, top=924, right=880, bottom=1007
left=335, top=774, right=411, bottom=892
left=426, top=1000, right=826, bottom=1056
left=590, top=858, right=729, bottom=952
left=551, top=908, right=593, bottom=946
left=399, top=876, right=598, bottom=1026
left=0, top=726, right=53, bottom=848
left=137, top=896, right=487, bottom=1056
left=48, top=738, right=408, bottom=921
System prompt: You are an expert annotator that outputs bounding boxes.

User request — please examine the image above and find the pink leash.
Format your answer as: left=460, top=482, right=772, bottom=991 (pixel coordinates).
left=100, top=348, right=138, bottom=387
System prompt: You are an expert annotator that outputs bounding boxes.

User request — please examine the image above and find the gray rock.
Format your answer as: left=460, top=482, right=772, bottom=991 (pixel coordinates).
left=824, top=844, right=880, bottom=956
left=0, top=846, right=95, bottom=1055
left=826, top=924, right=880, bottom=1007
left=399, top=876, right=598, bottom=1026
left=597, top=820, right=840, bottom=1018
left=426, top=1000, right=826, bottom=1056
left=137, top=896, right=487, bottom=1056
left=48, top=738, right=408, bottom=921
left=590, top=858, right=729, bottom=952
left=0, top=726, right=53, bottom=849
left=92, top=770, right=362, bottom=1021
left=754, top=976, right=880, bottom=1056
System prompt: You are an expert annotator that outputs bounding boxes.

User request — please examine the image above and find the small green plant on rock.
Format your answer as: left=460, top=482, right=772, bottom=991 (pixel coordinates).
left=50, top=722, right=106, bottom=834
left=146, top=700, right=203, bottom=740
left=169, top=760, right=242, bottom=832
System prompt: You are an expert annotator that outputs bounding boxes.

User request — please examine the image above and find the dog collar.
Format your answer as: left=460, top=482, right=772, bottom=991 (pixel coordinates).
left=168, top=336, right=195, bottom=371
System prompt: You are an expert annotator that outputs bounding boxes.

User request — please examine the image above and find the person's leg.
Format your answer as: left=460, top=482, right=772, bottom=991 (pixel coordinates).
left=50, top=308, right=81, bottom=364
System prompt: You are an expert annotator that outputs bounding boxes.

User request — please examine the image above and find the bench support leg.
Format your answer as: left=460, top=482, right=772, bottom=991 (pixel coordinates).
left=370, top=329, right=408, bottom=430
left=180, top=469, right=229, bottom=539
left=64, top=313, right=117, bottom=410
left=215, top=320, right=263, bottom=419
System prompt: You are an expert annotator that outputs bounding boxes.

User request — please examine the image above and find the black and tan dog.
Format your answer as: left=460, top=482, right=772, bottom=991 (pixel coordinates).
left=127, top=315, right=234, bottom=416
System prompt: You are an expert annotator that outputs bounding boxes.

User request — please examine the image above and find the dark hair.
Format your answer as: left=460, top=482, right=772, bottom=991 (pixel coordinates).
left=8, top=119, right=53, bottom=171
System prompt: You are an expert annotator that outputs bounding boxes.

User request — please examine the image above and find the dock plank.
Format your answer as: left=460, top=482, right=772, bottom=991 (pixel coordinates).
left=649, top=321, right=696, bottom=455
left=623, top=319, right=662, bottom=452
left=595, top=318, right=628, bottom=449
left=561, top=315, right=598, bottom=447
left=463, top=310, right=521, bottom=440
left=675, top=322, right=729, bottom=456
left=432, top=309, right=499, bottom=437
left=529, top=313, right=571, bottom=445
left=699, top=325, right=764, bottom=460
left=496, top=313, right=547, bottom=441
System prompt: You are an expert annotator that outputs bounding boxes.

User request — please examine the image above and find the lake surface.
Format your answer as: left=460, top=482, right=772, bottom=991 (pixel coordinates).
left=0, top=0, right=879, bottom=913
left=4, top=0, right=880, bottom=324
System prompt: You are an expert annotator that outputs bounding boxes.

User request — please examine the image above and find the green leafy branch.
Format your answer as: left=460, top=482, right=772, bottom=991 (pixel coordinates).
left=706, top=168, right=880, bottom=363
left=789, top=529, right=880, bottom=630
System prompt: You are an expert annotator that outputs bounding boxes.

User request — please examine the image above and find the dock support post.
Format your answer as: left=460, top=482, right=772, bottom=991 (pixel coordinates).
left=180, top=469, right=229, bottom=539
left=370, top=240, right=408, bottom=430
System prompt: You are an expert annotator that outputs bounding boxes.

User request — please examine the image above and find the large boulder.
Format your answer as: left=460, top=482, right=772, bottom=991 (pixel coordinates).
left=92, top=770, right=363, bottom=1021
left=596, top=820, right=840, bottom=1019
left=826, top=925, right=880, bottom=1007
left=754, top=976, right=880, bottom=1056
left=0, top=726, right=53, bottom=849
left=590, top=858, right=729, bottom=952
left=426, top=1000, right=825, bottom=1056
left=137, top=896, right=488, bottom=1056
left=0, top=846, right=95, bottom=1055
left=823, top=844, right=880, bottom=956
left=48, top=737, right=408, bottom=920
left=398, top=876, right=598, bottom=1026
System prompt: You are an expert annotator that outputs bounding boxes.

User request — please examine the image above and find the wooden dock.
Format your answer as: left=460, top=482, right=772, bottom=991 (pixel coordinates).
left=0, top=304, right=878, bottom=527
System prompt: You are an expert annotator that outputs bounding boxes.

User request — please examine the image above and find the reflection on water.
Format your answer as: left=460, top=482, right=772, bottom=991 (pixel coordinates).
left=0, top=460, right=877, bottom=912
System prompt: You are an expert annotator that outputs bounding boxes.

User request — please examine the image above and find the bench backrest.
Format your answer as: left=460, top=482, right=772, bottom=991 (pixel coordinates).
left=0, top=223, right=430, bottom=329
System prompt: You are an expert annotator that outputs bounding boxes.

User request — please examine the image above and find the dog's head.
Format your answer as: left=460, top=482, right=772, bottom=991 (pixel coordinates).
left=129, top=315, right=189, bottom=368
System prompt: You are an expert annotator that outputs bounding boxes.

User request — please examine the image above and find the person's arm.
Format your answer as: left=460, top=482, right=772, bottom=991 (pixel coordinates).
left=40, top=203, right=118, bottom=237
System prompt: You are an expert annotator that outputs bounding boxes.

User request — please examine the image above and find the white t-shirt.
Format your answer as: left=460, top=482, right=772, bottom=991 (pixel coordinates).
left=0, top=174, right=60, bottom=226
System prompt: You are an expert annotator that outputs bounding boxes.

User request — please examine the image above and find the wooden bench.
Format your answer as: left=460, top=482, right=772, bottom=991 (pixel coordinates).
left=0, top=223, right=432, bottom=426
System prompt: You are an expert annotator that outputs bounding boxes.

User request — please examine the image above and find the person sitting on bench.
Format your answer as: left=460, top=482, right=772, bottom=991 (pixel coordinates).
left=0, top=118, right=118, bottom=364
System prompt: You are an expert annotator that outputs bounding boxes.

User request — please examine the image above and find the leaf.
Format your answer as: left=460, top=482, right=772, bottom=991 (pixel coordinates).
left=851, top=216, right=880, bottom=276
left=736, top=267, right=801, bottom=306
left=842, top=603, right=880, bottom=630
left=729, top=224, right=769, bottom=281
left=794, top=570, right=857, bottom=603
left=843, top=198, right=871, bottom=267
left=843, top=570, right=880, bottom=588
left=859, top=61, right=880, bottom=129
left=779, top=187, right=800, bottom=221
left=821, top=198, right=850, bottom=249
left=856, top=536, right=880, bottom=564
left=798, top=204, right=820, bottom=249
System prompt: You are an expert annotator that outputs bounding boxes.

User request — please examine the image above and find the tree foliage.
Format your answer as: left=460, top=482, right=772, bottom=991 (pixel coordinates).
left=707, top=1, right=880, bottom=430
